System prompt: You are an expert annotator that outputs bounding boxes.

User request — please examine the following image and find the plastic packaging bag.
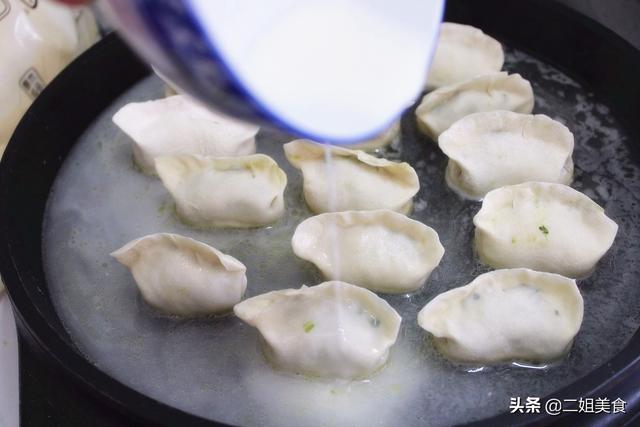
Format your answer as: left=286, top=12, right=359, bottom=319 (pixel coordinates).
left=0, top=0, right=99, bottom=158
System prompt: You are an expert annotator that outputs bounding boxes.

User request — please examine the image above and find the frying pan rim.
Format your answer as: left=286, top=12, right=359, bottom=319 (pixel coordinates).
left=1, top=1, right=639, bottom=426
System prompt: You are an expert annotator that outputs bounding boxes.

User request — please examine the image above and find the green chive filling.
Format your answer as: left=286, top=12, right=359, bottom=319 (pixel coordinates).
left=303, top=321, right=315, bottom=333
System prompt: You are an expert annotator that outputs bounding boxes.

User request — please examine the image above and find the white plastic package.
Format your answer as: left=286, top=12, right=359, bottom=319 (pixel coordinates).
left=0, top=0, right=99, bottom=157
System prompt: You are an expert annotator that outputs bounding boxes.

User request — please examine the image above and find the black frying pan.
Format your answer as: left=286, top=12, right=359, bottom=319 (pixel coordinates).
left=1, top=0, right=640, bottom=425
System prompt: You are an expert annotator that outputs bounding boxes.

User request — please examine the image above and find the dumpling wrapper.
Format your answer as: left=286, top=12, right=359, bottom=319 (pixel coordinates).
left=426, top=23, right=504, bottom=89
left=349, top=121, right=400, bottom=152
left=284, top=139, right=419, bottom=214
left=234, top=281, right=401, bottom=379
left=474, top=182, right=618, bottom=278
left=439, top=111, right=574, bottom=200
left=156, top=154, right=287, bottom=228
left=418, top=268, right=584, bottom=364
left=416, top=72, right=534, bottom=140
left=292, top=210, right=444, bottom=293
left=112, top=95, right=259, bottom=175
left=111, top=233, right=247, bottom=316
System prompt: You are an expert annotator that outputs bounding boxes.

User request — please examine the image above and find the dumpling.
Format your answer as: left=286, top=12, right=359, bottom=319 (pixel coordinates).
left=439, top=111, right=574, bottom=199
left=234, top=281, right=401, bottom=379
left=474, top=182, right=618, bottom=278
left=111, top=233, right=247, bottom=316
left=350, top=121, right=400, bottom=151
left=156, top=154, right=287, bottom=228
left=418, top=268, right=584, bottom=364
left=284, top=139, right=419, bottom=213
left=426, top=23, right=504, bottom=88
left=292, top=210, right=444, bottom=293
left=112, top=95, right=259, bottom=175
left=416, top=72, right=534, bottom=140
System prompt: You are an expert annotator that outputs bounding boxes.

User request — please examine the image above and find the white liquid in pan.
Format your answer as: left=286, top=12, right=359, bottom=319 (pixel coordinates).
left=43, top=46, right=640, bottom=426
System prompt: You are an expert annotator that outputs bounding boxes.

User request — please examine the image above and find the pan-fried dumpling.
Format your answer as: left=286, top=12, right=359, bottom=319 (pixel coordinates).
left=111, top=233, right=247, bottom=316
left=350, top=121, right=400, bottom=151
left=439, top=111, right=574, bottom=199
left=418, top=268, right=583, bottom=364
left=292, top=210, right=444, bottom=293
left=283, top=139, right=419, bottom=213
left=155, top=154, right=287, bottom=228
left=234, top=281, right=401, bottom=379
left=426, top=23, right=504, bottom=89
left=112, top=95, right=259, bottom=175
left=416, top=72, right=534, bottom=140
left=474, top=182, right=618, bottom=278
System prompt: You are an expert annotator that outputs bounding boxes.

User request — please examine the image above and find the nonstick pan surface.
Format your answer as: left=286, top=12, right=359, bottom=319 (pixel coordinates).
left=2, top=0, right=640, bottom=426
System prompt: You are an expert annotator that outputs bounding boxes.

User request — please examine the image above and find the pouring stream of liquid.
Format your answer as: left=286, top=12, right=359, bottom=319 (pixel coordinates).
left=323, top=144, right=347, bottom=338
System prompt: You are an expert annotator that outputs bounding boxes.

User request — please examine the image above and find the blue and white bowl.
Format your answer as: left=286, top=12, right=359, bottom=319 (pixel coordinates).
left=102, top=0, right=444, bottom=143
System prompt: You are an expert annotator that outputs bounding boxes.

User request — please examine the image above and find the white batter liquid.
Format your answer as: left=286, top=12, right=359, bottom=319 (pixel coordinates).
left=43, top=46, right=640, bottom=426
